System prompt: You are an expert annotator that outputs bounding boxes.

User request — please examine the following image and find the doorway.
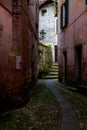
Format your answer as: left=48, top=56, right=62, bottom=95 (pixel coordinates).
left=63, top=51, right=67, bottom=83
left=75, top=45, right=82, bottom=84
left=55, top=45, right=58, bottom=62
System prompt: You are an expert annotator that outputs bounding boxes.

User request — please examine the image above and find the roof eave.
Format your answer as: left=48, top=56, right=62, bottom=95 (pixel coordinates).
left=39, top=0, right=53, bottom=8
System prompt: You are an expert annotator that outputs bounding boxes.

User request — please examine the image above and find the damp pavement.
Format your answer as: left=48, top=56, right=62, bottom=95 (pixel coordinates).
left=42, top=79, right=79, bottom=130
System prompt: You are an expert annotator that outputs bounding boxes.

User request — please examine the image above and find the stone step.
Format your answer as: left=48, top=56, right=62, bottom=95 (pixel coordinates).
left=49, top=72, right=58, bottom=75
left=50, top=67, right=58, bottom=70
left=44, top=75, right=58, bottom=79
left=51, top=65, right=58, bottom=68
left=49, top=70, right=58, bottom=73
left=43, top=63, right=58, bottom=79
left=51, top=67, right=58, bottom=70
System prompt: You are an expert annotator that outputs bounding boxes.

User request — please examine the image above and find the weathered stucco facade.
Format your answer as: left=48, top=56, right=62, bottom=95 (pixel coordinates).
left=0, top=0, right=38, bottom=112
left=58, top=0, right=87, bottom=85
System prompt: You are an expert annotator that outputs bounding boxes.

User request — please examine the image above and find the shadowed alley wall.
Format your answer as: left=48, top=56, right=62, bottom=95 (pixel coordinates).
left=58, top=0, right=87, bottom=85
left=0, top=0, right=39, bottom=112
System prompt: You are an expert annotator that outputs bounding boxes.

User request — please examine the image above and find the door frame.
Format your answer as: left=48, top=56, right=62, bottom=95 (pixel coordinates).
left=74, top=45, right=82, bottom=84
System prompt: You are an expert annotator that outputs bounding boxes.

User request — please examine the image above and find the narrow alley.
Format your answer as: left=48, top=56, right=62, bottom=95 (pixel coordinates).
left=0, top=77, right=87, bottom=129
left=0, top=0, right=87, bottom=130
left=44, top=79, right=79, bottom=130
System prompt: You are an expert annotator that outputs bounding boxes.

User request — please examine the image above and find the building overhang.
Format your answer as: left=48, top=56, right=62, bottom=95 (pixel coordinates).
left=39, top=0, right=54, bottom=9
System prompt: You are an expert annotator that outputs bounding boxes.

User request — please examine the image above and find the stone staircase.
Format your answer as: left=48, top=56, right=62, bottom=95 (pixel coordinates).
left=44, top=63, right=58, bottom=79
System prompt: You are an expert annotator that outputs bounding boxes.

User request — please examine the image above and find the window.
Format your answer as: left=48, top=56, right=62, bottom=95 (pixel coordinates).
left=60, top=0, right=69, bottom=28
left=27, top=0, right=29, bottom=5
left=85, top=0, right=87, bottom=4
left=42, top=9, right=47, bottom=16
left=61, top=3, right=66, bottom=28
left=36, top=1, right=39, bottom=25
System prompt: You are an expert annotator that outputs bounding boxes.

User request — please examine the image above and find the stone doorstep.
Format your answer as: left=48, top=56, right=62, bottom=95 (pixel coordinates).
left=56, top=82, right=78, bottom=92
left=77, top=85, right=87, bottom=88
left=57, top=82, right=87, bottom=95
left=44, top=76, right=58, bottom=79
left=76, top=85, right=87, bottom=95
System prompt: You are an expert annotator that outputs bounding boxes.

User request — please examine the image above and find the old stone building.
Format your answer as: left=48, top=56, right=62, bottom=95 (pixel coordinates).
left=0, top=0, right=38, bottom=112
left=58, top=0, right=87, bottom=85
left=39, top=0, right=58, bottom=63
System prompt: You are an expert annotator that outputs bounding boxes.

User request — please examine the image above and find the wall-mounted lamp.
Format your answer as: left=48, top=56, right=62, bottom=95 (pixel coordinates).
left=40, top=29, right=46, bottom=40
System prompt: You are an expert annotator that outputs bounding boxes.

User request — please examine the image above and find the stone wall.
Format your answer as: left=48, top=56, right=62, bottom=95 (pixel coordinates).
left=39, top=2, right=57, bottom=62
left=38, top=42, right=52, bottom=78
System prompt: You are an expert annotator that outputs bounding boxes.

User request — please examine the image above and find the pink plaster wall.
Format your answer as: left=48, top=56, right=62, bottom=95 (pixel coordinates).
left=0, top=0, right=39, bottom=112
left=58, top=0, right=87, bottom=84
left=0, top=4, right=12, bottom=89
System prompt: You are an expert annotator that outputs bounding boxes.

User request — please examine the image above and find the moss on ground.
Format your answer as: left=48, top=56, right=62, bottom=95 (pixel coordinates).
left=0, top=80, right=61, bottom=130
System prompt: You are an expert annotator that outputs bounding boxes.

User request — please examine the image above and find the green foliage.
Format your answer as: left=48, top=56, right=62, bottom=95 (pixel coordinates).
left=38, top=69, right=49, bottom=79
left=47, top=44, right=52, bottom=48
left=0, top=111, right=30, bottom=130
left=54, top=2, right=58, bottom=16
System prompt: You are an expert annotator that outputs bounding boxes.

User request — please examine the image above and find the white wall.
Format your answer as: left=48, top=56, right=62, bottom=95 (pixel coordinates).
left=39, top=3, right=57, bottom=63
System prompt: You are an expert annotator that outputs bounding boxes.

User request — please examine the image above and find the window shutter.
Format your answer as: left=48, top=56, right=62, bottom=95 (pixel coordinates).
left=27, top=0, right=29, bottom=5
left=60, top=0, right=69, bottom=29
left=65, top=0, right=69, bottom=25
left=62, top=4, right=66, bottom=27
left=86, top=0, right=87, bottom=4
left=60, top=6, right=63, bottom=29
